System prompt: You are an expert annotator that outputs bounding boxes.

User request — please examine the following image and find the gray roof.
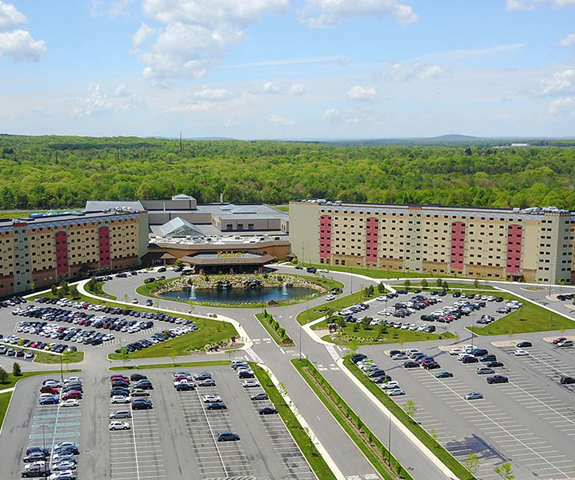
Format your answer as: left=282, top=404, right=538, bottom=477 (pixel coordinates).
left=85, top=200, right=144, bottom=212
left=158, top=217, right=205, bottom=238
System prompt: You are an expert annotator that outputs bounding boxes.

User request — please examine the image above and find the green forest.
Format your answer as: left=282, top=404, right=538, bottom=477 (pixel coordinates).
left=0, top=135, right=574, bottom=210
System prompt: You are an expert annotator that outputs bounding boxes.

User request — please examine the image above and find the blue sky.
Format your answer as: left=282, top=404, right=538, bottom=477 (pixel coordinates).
left=1, top=0, right=575, bottom=138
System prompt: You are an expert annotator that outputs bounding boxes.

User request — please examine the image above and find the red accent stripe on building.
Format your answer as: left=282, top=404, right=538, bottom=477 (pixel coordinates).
left=365, top=217, right=379, bottom=263
left=506, top=224, right=523, bottom=274
left=450, top=222, right=465, bottom=271
left=98, top=226, right=111, bottom=267
left=55, top=231, right=69, bottom=275
left=319, top=215, right=331, bottom=259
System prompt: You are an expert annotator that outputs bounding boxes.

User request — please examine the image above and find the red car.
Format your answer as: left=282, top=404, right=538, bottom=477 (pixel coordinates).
left=40, top=386, right=59, bottom=394
left=553, top=337, right=567, bottom=344
left=110, top=375, right=129, bottom=382
left=62, top=391, right=82, bottom=400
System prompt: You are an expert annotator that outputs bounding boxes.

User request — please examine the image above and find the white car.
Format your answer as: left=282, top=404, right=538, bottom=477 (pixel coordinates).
left=61, top=399, right=80, bottom=408
left=111, top=395, right=131, bottom=404
left=376, top=296, right=388, bottom=302
left=514, top=349, right=529, bottom=357
left=391, top=353, right=408, bottom=360
left=325, top=295, right=336, bottom=301
left=387, top=388, right=405, bottom=396
left=449, top=348, right=464, bottom=356
left=202, top=394, right=222, bottom=403
left=242, top=379, right=260, bottom=388
left=109, top=421, right=131, bottom=431
left=381, top=381, right=400, bottom=389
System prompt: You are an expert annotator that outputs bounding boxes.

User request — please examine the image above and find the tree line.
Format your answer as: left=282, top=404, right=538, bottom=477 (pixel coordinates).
left=1, top=135, right=574, bottom=211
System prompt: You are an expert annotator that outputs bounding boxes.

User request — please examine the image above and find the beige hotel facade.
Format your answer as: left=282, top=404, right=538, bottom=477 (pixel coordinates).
left=290, top=201, right=575, bottom=284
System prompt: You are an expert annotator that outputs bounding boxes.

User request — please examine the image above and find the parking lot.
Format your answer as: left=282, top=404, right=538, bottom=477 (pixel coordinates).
left=361, top=343, right=575, bottom=480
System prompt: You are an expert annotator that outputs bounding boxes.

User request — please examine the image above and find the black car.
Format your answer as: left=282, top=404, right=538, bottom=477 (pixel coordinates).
left=487, top=361, right=504, bottom=368
left=238, top=370, right=254, bottom=379
left=516, top=341, right=532, bottom=348
left=23, top=451, right=49, bottom=463
left=132, top=399, right=153, bottom=409
left=560, top=375, right=575, bottom=384
left=206, top=402, right=227, bottom=410
left=26, top=447, right=50, bottom=457
left=462, top=356, right=479, bottom=364
left=403, top=361, right=419, bottom=368
left=251, top=392, right=268, bottom=401
left=133, top=380, right=153, bottom=390
left=367, top=369, right=386, bottom=378
left=217, top=431, right=240, bottom=442
left=351, top=353, right=367, bottom=363
left=193, top=372, right=212, bottom=381
left=259, top=406, right=278, bottom=415
left=175, top=383, right=194, bottom=391
left=487, top=375, right=509, bottom=384
left=480, top=354, right=496, bottom=363
left=111, top=387, right=131, bottom=397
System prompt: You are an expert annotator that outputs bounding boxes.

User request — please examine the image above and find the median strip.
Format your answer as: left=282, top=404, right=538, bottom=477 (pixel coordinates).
left=255, top=312, right=295, bottom=346
left=251, top=363, right=338, bottom=480
left=292, top=358, right=413, bottom=480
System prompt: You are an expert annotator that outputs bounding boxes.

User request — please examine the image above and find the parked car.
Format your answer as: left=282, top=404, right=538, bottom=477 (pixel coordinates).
left=258, top=407, right=278, bottom=415
left=560, top=376, right=575, bottom=384
left=516, top=341, right=532, bottom=348
left=435, top=371, right=453, bottom=378
left=486, top=375, right=509, bottom=384
left=514, top=349, right=529, bottom=356
left=109, top=421, right=131, bottom=431
left=464, top=392, right=483, bottom=400
left=217, top=431, right=240, bottom=442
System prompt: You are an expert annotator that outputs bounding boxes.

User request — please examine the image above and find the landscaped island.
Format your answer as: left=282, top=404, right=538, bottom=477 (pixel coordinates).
left=139, top=273, right=342, bottom=307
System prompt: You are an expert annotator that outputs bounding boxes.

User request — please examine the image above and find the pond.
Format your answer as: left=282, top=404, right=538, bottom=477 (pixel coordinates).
left=159, top=286, right=318, bottom=304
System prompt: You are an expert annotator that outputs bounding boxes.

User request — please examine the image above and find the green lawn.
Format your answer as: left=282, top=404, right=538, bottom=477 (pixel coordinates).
left=399, top=282, right=495, bottom=291
left=34, top=351, right=84, bottom=364
left=108, top=321, right=238, bottom=360
left=85, top=280, right=117, bottom=300
left=313, top=321, right=456, bottom=346
left=344, top=357, right=476, bottom=480
left=292, top=358, right=412, bottom=480
left=0, top=392, right=12, bottom=429
left=300, top=264, right=450, bottom=279
left=109, top=360, right=230, bottom=370
left=251, top=363, right=337, bottom=480
left=255, top=313, right=295, bottom=346
left=469, top=292, right=575, bottom=335
left=296, top=289, right=382, bottom=325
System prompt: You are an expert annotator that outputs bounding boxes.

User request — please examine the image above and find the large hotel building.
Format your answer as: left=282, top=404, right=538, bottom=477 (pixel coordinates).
left=290, top=200, right=575, bottom=284
left=0, top=210, right=148, bottom=297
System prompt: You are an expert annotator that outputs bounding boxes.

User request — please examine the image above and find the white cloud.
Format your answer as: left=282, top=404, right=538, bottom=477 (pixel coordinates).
left=263, top=81, right=281, bottom=94
left=132, top=23, right=156, bottom=48
left=382, top=62, right=445, bottom=82
left=541, top=69, right=575, bottom=95
left=301, top=0, right=417, bottom=27
left=0, top=1, right=25, bottom=31
left=74, top=83, right=140, bottom=116
left=347, top=85, right=377, bottom=100
left=135, top=0, right=289, bottom=80
left=548, top=96, right=575, bottom=117
left=268, top=113, right=295, bottom=126
left=289, top=83, right=305, bottom=95
left=506, top=0, right=575, bottom=10
left=140, top=23, right=244, bottom=80
left=0, top=29, right=46, bottom=61
left=194, top=86, right=232, bottom=100
left=560, top=33, right=575, bottom=47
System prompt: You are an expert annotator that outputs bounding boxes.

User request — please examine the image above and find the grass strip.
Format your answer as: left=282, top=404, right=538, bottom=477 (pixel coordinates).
left=343, top=356, right=477, bottom=480
left=296, top=289, right=382, bottom=325
left=298, top=264, right=452, bottom=280
left=292, top=358, right=412, bottom=480
left=0, top=391, right=12, bottom=429
left=314, top=320, right=456, bottom=346
left=85, top=280, right=117, bottom=300
left=255, top=312, right=295, bottom=346
left=250, top=363, right=337, bottom=480
left=108, top=320, right=238, bottom=360
left=34, top=351, right=84, bottom=364
left=109, top=360, right=230, bottom=370
left=467, top=291, right=575, bottom=335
